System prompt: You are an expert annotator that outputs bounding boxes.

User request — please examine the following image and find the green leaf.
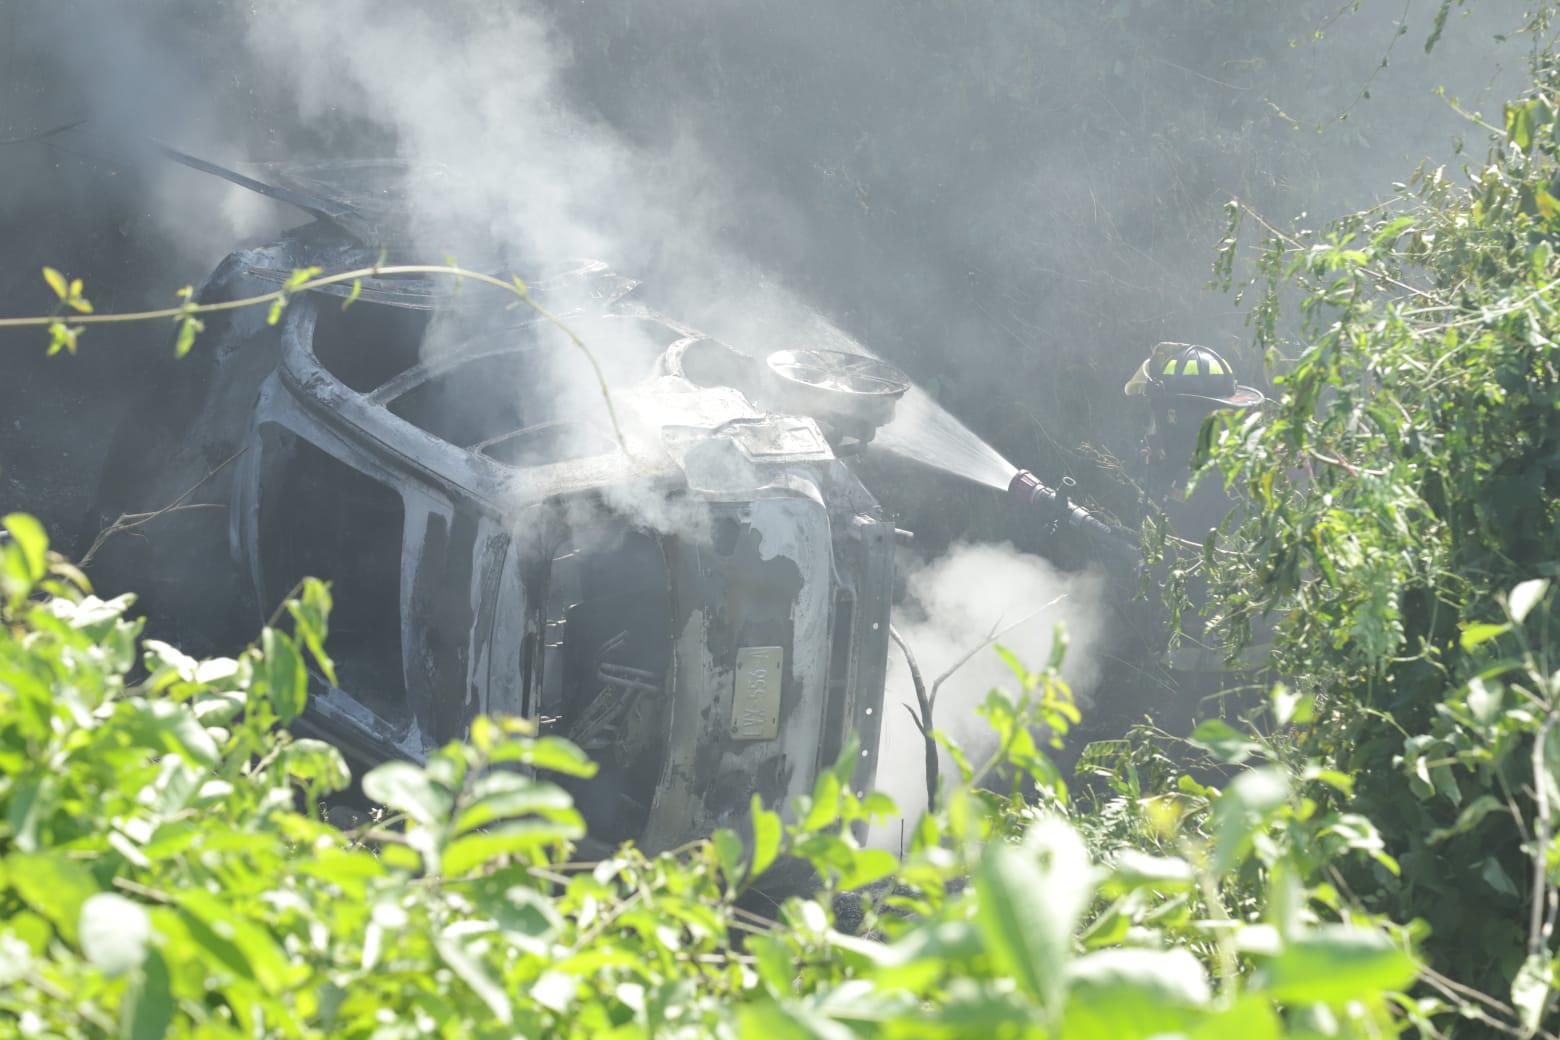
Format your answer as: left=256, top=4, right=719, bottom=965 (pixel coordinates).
left=129, top=699, right=219, bottom=767
left=297, top=848, right=386, bottom=896
left=1321, top=813, right=1399, bottom=875
left=0, top=933, right=31, bottom=987
left=749, top=794, right=783, bottom=880
left=914, top=984, right=1037, bottom=1031
left=435, top=926, right=512, bottom=1026
left=6, top=853, right=98, bottom=944
left=1258, top=925, right=1416, bottom=1006
left=838, top=847, right=898, bottom=891
left=277, top=738, right=351, bottom=793
left=738, top=999, right=854, bottom=1040
left=1466, top=676, right=1505, bottom=726
left=1512, top=952, right=1552, bottom=1035
left=175, top=889, right=296, bottom=991
left=1302, top=765, right=1355, bottom=797
left=711, top=827, right=745, bottom=883
left=1459, top=621, right=1510, bottom=652
left=65, top=278, right=91, bottom=313
left=1187, top=996, right=1282, bottom=1040
left=440, top=821, right=582, bottom=875
left=1270, top=684, right=1313, bottom=727
left=529, top=969, right=577, bottom=1014
left=1509, top=579, right=1549, bottom=625
left=1063, top=948, right=1212, bottom=1039
left=1424, top=0, right=1452, bottom=52
left=462, top=874, right=560, bottom=951
left=486, top=735, right=598, bottom=778
left=79, top=893, right=150, bottom=976
left=793, top=831, right=854, bottom=878
left=173, top=315, right=204, bottom=358
left=1480, top=856, right=1520, bottom=897
left=452, top=772, right=576, bottom=834
left=1427, top=794, right=1507, bottom=844
left=3, top=514, right=48, bottom=584
left=803, top=771, right=841, bottom=831
left=1369, top=216, right=1416, bottom=248
left=258, top=627, right=308, bottom=723
left=42, top=266, right=67, bottom=300
left=1508, top=100, right=1534, bottom=151
left=362, top=761, right=451, bottom=829
left=1107, top=850, right=1196, bottom=892
left=859, top=791, right=896, bottom=819
left=126, top=949, right=174, bottom=1040
left=1211, top=768, right=1289, bottom=874
left=286, top=578, right=337, bottom=686
left=45, top=321, right=81, bottom=356
left=748, top=934, right=797, bottom=996
left=973, top=818, right=1093, bottom=1015
left=1189, top=718, right=1261, bottom=765
left=284, top=265, right=323, bottom=290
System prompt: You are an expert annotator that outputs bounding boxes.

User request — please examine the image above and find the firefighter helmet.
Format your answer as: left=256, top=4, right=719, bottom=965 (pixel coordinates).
left=1124, top=342, right=1265, bottom=408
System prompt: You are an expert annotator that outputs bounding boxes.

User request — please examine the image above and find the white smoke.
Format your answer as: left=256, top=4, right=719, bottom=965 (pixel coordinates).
left=244, top=4, right=609, bottom=261
left=237, top=0, right=793, bottom=535
left=872, top=542, right=1106, bottom=848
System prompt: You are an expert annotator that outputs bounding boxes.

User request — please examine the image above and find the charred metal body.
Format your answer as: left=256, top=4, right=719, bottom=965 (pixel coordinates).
left=88, top=207, right=894, bottom=852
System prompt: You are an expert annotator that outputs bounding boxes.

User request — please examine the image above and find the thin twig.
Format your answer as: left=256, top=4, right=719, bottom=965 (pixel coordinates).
left=1529, top=710, right=1558, bottom=1028
left=1144, top=54, right=1250, bottom=92
left=23, top=971, right=116, bottom=1033
left=264, top=578, right=309, bottom=630
left=111, top=876, right=173, bottom=904
left=80, top=447, right=247, bottom=566
left=0, top=263, right=627, bottom=449
left=1418, top=967, right=1533, bottom=1038
left=1229, top=196, right=1436, bottom=302
left=731, top=905, right=782, bottom=932
left=889, top=624, right=938, bottom=812
left=929, top=593, right=1068, bottom=711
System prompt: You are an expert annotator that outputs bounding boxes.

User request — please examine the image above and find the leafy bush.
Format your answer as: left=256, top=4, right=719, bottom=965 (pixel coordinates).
left=0, top=513, right=1420, bottom=1037
left=1178, top=31, right=1560, bottom=1035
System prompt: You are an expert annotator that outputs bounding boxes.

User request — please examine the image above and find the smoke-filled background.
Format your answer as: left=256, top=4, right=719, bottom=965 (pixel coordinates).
left=0, top=1, right=1534, bottom=773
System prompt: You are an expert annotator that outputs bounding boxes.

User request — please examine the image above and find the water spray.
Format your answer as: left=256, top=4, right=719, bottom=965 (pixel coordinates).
left=765, top=349, right=1140, bottom=565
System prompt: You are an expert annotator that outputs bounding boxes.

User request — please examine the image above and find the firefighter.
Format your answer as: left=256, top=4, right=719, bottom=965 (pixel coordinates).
left=1123, top=341, right=1265, bottom=507
left=1124, top=341, right=1271, bottom=705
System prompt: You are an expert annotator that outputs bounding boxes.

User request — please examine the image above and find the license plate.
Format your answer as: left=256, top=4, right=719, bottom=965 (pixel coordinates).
left=730, top=646, right=783, bottom=740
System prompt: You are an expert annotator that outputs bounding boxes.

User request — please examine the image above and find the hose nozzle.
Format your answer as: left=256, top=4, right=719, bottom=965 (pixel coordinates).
left=1007, top=469, right=1139, bottom=564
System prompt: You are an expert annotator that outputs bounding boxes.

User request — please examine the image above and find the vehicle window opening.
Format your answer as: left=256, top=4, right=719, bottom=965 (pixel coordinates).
left=386, top=348, right=549, bottom=448
left=309, top=299, right=431, bottom=393
left=533, top=523, right=673, bottom=844
left=258, top=435, right=410, bottom=727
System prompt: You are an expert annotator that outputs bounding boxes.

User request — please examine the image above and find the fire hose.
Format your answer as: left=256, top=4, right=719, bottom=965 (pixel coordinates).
left=1007, top=469, right=1140, bottom=566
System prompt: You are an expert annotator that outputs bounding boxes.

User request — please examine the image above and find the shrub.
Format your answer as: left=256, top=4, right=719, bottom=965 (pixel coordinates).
left=0, top=513, right=1416, bottom=1037
left=1181, top=29, right=1560, bottom=1033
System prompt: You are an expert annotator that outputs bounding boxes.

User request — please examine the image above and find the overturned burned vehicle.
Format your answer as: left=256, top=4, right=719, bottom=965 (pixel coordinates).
left=88, top=160, right=914, bottom=852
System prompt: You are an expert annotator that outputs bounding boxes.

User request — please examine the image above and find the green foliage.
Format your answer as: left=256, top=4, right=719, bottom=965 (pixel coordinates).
left=1179, top=33, right=1560, bottom=1034
left=0, top=518, right=1418, bottom=1037
left=40, top=265, right=93, bottom=357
